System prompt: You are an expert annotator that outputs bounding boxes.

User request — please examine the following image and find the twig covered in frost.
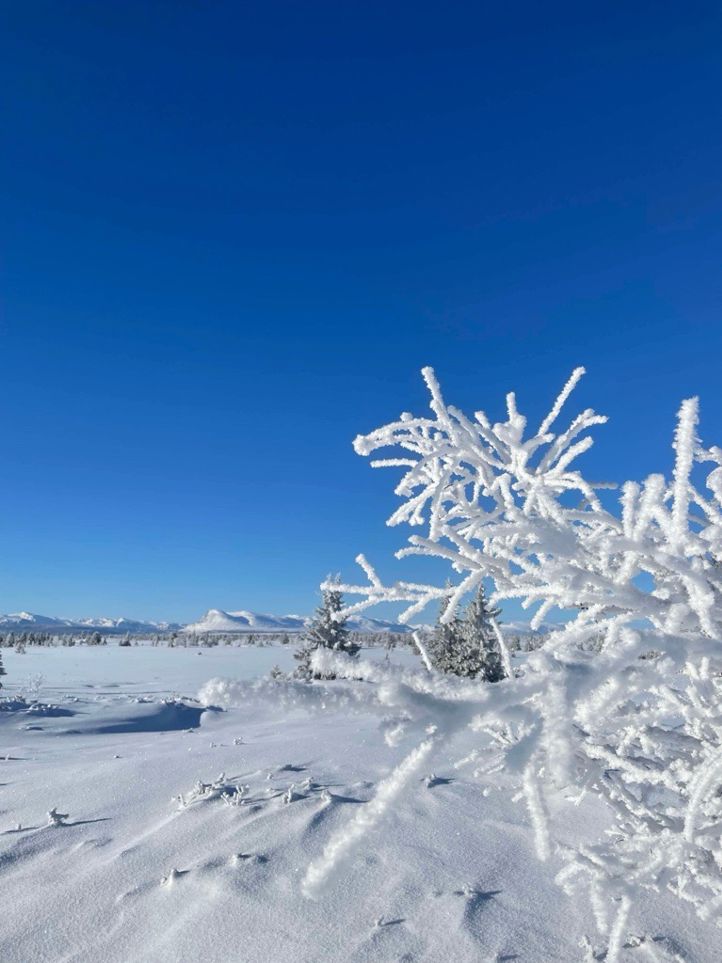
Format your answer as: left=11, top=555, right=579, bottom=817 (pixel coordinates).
left=176, top=772, right=231, bottom=809
left=303, top=733, right=438, bottom=896
left=606, top=895, right=632, bottom=963
left=412, top=630, right=434, bottom=673
left=47, top=807, right=68, bottom=827
left=522, top=761, right=550, bottom=861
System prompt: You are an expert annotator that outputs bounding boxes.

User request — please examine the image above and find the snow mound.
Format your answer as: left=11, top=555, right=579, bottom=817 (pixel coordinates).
left=52, top=699, right=213, bottom=735
left=0, top=697, right=75, bottom=719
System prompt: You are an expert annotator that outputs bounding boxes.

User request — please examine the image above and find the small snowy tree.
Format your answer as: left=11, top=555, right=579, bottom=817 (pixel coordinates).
left=422, top=585, right=504, bottom=680
left=0, top=649, right=6, bottom=688
left=295, top=579, right=359, bottom=680
left=425, top=591, right=466, bottom=675
left=461, top=585, right=504, bottom=681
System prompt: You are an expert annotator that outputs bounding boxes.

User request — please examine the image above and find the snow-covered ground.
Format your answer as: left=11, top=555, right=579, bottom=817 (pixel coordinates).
left=1, top=644, right=720, bottom=962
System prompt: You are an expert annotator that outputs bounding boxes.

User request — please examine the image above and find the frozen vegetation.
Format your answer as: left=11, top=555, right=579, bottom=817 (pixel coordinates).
left=327, top=366, right=722, bottom=960
left=3, top=367, right=722, bottom=961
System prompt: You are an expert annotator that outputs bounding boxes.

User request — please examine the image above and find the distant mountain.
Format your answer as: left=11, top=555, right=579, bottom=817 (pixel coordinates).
left=72, top=616, right=181, bottom=632
left=182, top=609, right=306, bottom=634
left=183, top=608, right=415, bottom=635
left=0, top=612, right=181, bottom=634
left=502, top=620, right=557, bottom=636
left=0, top=609, right=551, bottom=637
left=0, top=608, right=414, bottom=635
left=0, top=612, right=70, bottom=628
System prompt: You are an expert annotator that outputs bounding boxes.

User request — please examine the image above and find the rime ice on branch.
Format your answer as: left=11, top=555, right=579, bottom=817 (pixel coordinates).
left=320, top=366, right=722, bottom=954
left=331, top=365, right=613, bottom=635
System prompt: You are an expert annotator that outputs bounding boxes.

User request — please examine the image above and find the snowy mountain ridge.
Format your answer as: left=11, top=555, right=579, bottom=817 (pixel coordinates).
left=0, top=608, right=414, bottom=635
left=0, top=609, right=554, bottom=635
left=182, top=608, right=415, bottom=634
left=0, top=612, right=181, bottom=633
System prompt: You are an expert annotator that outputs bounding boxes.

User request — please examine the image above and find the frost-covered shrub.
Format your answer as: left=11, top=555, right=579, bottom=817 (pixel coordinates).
left=176, top=772, right=237, bottom=809
left=47, top=807, right=68, bottom=827
left=22, top=673, right=44, bottom=702
left=317, top=366, right=722, bottom=959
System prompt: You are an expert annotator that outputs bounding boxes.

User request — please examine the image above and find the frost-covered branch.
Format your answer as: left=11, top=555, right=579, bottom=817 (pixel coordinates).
left=320, top=366, right=722, bottom=954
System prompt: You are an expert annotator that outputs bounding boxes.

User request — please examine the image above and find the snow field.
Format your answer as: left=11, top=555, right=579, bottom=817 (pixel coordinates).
left=2, top=644, right=721, bottom=961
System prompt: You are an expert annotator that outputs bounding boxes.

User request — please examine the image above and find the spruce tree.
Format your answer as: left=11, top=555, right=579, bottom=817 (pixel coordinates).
left=426, top=590, right=466, bottom=675
left=462, top=584, right=505, bottom=682
left=426, top=585, right=505, bottom=681
left=294, top=579, right=358, bottom=680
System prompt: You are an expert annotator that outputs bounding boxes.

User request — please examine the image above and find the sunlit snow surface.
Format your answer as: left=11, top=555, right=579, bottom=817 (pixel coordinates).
left=1, top=645, right=720, bottom=962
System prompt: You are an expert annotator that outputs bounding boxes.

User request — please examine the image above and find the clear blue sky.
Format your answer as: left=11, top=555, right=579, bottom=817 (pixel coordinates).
left=1, top=2, right=722, bottom=621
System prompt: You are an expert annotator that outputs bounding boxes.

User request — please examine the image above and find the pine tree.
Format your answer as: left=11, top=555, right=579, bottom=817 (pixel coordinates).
left=0, top=648, right=6, bottom=689
left=425, top=586, right=505, bottom=680
left=295, top=579, right=359, bottom=680
left=426, top=590, right=466, bottom=675
left=462, top=584, right=505, bottom=682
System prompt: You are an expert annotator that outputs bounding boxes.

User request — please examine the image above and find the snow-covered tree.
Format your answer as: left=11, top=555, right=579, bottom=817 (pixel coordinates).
left=295, top=579, right=359, bottom=680
left=0, top=648, right=6, bottom=688
left=424, top=587, right=503, bottom=680
left=461, top=585, right=504, bottom=681
left=424, top=589, right=465, bottom=675
left=308, top=365, right=722, bottom=959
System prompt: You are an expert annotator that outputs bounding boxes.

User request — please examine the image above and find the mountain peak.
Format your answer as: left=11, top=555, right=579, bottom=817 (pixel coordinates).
left=183, top=608, right=414, bottom=634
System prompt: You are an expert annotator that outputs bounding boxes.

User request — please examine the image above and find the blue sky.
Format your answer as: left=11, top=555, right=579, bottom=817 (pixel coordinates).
left=1, top=2, right=722, bottom=621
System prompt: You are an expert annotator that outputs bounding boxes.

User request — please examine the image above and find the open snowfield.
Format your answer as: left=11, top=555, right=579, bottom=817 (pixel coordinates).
left=0, top=643, right=720, bottom=963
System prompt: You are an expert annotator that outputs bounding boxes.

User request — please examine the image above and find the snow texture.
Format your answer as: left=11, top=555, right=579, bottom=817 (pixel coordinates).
left=3, top=643, right=719, bottom=962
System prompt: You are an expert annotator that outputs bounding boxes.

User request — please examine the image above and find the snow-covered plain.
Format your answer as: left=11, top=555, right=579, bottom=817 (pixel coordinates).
left=2, top=643, right=720, bottom=962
